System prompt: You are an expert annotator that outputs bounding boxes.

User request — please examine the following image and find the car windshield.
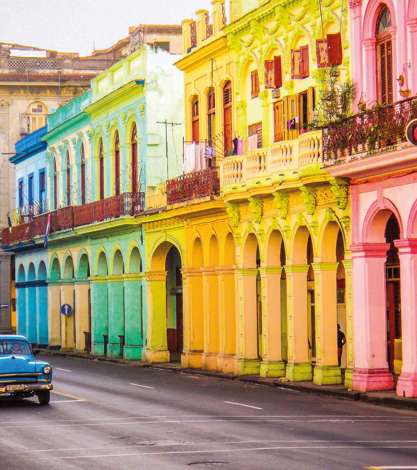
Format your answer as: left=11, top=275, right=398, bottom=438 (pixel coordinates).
left=0, top=340, right=32, bottom=356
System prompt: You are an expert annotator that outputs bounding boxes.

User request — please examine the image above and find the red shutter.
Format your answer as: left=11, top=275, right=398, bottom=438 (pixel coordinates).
left=264, top=60, right=274, bottom=88
left=327, top=33, right=342, bottom=66
left=274, top=56, right=282, bottom=88
left=316, top=39, right=329, bottom=68
left=300, top=46, right=309, bottom=78
left=251, top=70, right=259, bottom=98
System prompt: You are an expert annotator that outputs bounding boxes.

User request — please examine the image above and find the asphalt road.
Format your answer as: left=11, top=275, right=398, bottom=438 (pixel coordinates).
left=1, top=355, right=417, bottom=469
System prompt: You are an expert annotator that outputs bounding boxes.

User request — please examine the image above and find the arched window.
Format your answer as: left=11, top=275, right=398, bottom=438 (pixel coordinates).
left=80, top=143, right=86, bottom=205
left=131, top=124, right=138, bottom=194
left=376, top=5, right=393, bottom=104
left=24, top=101, right=48, bottom=134
left=191, top=97, right=199, bottom=142
left=99, top=139, right=104, bottom=200
left=223, top=81, right=233, bottom=155
left=207, top=88, right=215, bottom=143
left=114, top=132, right=120, bottom=196
left=53, top=158, right=58, bottom=210
left=65, top=151, right=71, bottom=206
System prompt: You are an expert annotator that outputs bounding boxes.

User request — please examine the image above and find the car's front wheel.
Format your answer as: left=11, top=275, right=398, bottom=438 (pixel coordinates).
left=37, top=390, right=50, bottom=406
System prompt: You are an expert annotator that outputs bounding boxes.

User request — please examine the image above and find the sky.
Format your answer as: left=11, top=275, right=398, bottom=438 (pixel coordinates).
left=0, top=0, right=212, bottom=55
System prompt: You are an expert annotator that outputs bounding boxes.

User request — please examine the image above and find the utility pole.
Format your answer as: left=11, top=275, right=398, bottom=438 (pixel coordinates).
left=157, top=120, right=182, bottom=179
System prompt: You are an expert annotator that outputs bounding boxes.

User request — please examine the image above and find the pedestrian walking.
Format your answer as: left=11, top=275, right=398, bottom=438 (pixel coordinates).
left=337, top=323, right=346, bottom=366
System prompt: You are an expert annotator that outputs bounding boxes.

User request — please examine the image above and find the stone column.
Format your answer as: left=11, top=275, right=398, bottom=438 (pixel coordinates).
left=351, top=243, right=394, bottom=391
left=47, top=283, right=61, bottom=347
left=408, top=19, right=417, bottom=96
left=74, top=281, right=90, bottom=352
left=27, top=284, right=37, bottom=344
left=202, top=267, right=220, bottom=371
left=16, top=286, right=27, bottom=338
left=343, top=257, right=354, bottom=388
left=312, top=262, right=341, bottom=385
left=363, top=38, right=377, bottom=105
left=182, top=268, right=204, bottom=369
left=285, top=265, right=312, bottom=381
left=260, top=91, right=271, bottom=149
left=217, top=266, right=237, bottom=373
left=349, top=0, right=363, bottom=110
left=395, top=239, right=417, bottom=397
left=181, top=19, right=193, bottom=54
left=259, top=267, right=285, bottom=377
left=145, top=271, right=169, bottom=363
left=124, top=276, right=144, bottom=360
left=60, top=283, right=75, bottom=349
left=90, top=278, right=108, bottom=356
left=107, top=277, right=125, bottom=358
left=235, top=268, right=260, bottom=375
left=196, top=10, right=209, bottom=46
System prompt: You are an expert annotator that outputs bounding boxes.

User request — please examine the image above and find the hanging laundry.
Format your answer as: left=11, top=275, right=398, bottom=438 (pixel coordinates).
left=184, top=142, right=196, bottom=173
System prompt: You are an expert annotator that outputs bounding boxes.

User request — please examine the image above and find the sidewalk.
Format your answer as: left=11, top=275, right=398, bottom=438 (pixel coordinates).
left=41, top=348, right=417, bottom=412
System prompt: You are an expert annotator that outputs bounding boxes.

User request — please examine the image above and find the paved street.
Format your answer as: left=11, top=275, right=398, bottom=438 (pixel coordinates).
left=1, top=355, right=417, bottom=470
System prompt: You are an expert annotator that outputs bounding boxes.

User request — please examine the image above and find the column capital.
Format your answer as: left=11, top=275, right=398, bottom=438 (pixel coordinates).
left=408, top=18, right=417, bottom=32
left=348, top=0, right=361, bottom=9
left=363, top=38, right=376, bottom=50
left=351, top=243, right=390, bottom=259
left=394, top=238, right=417, bottom=254
left=312, top=262, right=339, bottom=272
left=284, top=264, right=309, bottom=274
left=145, top=270, right=166, bottom=281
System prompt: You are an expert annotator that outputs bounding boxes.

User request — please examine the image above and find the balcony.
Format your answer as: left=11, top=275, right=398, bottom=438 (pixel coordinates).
left=166, top=168, right=220, bottom=205
left=1, top=193, right=144, bottom=247
left=322, top=96, right=417, bottom=164
left=220, top=130, right=323, bottom=189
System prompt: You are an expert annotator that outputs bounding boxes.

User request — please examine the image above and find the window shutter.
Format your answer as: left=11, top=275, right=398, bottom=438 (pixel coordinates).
left=316, top=39, right=329, bottom=68
left=380, top=42, right=387, bottom=103
left=251, top=70, right=259, bottom=98
left=386, top=40, right=393, bottom=104
left=307, top=87, right=316, bottom=124
left=300, top=46, right=309, bottom=78
left=327, top=33, right=342, bottom=66
left=264, top=60, right=274, bottom=88
left=274, top=56, right=282, bottom=88
left=291, top=50, right=296, bottom=79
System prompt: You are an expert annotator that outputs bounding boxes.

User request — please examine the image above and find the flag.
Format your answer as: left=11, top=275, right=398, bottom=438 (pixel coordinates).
left=44, top=213, right=51, bottom=248
left=7, top=213, right=12, bottom=232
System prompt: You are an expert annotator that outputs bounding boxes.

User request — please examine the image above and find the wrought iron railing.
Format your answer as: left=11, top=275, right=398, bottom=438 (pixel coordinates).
left=323, top=96, right=417, bottom=163
left=166, top=168, right=220, bottom=205
left=1, top=192, right=144, bottom=246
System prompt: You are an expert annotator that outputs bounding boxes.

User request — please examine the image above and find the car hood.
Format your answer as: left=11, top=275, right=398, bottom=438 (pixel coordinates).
left=0, top=355, right=46, bottom=374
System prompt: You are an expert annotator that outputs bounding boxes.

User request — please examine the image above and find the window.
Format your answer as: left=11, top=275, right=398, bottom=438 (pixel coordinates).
left=131, top=124, right=138, bottom=194
left=53, top=159, right=58, bottom=209
left=99, top=139, right=104, bottom=200
left=39, top=169, right=46, bottom=212
left=316, top=32, right=343, bottom=68
left=18, top=179, right=24, bottom=209
left=265, top=56, right=283, bottom=89
left=291, top=45, right=309, bottom=79
left=80, top=144, right=86, bottom=205
left=23, top=101, right=48, bottom=134
left=376, top=6, right=393, bottom=104
left=248, top=122, right=262, bottom=149
left=153, top=42, right=170, bottom=52
left=223, top=81, right=233, bottom=155
left=65, top=152, right=71, bottom=206
left=251, top=70, right=260, bottom=98
left=28, top=174, right=34, bottom=206
left=114, top=132, right=120, bottom=196
left=191, top=97, right=199, bottom=142
left=207, top=88, right=215, bottom=143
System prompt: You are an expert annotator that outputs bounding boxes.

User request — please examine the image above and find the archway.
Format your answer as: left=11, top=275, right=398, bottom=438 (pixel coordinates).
left=37, top=261, right=48, bottom=346
left=27, top=263, right=37, bottom=344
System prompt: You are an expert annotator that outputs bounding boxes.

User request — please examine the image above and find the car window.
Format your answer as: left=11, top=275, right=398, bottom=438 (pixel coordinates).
left=0, top=340, right=32, bottom=356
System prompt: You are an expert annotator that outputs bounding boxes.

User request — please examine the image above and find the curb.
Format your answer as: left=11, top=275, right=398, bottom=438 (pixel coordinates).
left=41, top=348, right=417, bottom=411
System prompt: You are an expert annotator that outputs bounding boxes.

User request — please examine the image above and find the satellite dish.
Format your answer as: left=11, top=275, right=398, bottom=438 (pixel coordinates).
left=406, top=119, right=417, bottom=146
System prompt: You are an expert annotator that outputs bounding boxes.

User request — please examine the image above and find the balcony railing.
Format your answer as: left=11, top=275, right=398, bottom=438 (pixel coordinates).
left=166, top=168, right=220, bottom=205
left=220, top=130, right=323, bottom=188
left=1, top=192, right=144, bottom=247
left=323, top=96, right=417, bottom=164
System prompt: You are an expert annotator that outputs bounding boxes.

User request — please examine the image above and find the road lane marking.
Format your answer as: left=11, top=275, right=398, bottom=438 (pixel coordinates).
left=55, top=367, right=72, bottom=373
left=224, top=401, right=262, bottom=410
left=38, top=444, right=417, bottom=461
left=51, top=390, right=86, bottom=403
left=129, top=383, right=154, bottom=390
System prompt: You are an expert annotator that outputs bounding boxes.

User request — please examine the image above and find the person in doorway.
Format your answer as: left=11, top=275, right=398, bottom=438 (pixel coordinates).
left=337, top=324, right=346, bottom=367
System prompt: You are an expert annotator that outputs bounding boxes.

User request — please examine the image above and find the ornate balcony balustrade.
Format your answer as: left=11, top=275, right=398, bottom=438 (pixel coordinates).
left=1, top=192, right=144, bottom=247
left=323, top=96, right=417, bottom=164
left=220, top=130, right=323, bottom=188
left=166, top=168, right=220, bottom=205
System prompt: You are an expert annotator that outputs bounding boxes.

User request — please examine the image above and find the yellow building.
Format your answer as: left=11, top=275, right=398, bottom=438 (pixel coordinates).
left=144, top=0, right=354, bottom=387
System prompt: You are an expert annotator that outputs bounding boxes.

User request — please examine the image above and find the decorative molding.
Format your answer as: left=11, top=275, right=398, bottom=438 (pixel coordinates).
left=226, top=202, right=240, bottom=228
left=330, top=180, right=349, bottom=210
left=248, top=197, right=263, bottom=224
left=300, top=186, right=316, bottom=216
left=273, top=191, right=289, bottom=220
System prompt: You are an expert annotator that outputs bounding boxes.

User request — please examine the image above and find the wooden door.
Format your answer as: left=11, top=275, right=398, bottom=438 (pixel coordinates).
left=273, top=100, right=284, bottom=142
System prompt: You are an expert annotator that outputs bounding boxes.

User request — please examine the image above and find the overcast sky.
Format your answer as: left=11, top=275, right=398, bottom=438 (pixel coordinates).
left=0, top=0, right=212, bottom=55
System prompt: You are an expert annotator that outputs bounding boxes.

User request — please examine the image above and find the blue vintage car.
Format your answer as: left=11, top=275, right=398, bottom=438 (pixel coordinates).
left=0, top=335, right=53, bottom=405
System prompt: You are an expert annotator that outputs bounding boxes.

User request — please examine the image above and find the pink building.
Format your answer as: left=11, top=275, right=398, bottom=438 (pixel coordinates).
left=326, top=0, right=417, bottom=397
